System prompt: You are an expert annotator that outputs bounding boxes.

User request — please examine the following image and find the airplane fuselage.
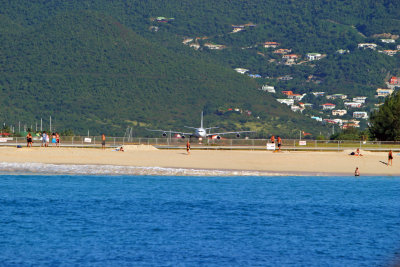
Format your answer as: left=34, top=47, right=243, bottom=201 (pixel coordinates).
left=194, top=128, right=207, bottom=138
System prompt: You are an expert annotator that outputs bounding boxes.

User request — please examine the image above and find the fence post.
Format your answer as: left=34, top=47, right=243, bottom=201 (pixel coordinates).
left=114, top=137, right=116, bottom=146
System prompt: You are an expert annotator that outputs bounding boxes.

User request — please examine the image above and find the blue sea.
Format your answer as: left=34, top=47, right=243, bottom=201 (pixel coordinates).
left=1, top=175, right=399, bottom=266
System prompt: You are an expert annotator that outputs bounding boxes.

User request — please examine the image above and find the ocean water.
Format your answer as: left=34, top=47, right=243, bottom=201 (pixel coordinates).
left=0, top=175, right=399, bottom=266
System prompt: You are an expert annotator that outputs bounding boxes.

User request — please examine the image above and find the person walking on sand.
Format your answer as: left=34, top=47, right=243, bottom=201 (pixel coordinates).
left=277, top=136, right=282, bottom=152
left=56, top=132, right=60, bottom=147
left=186, top=140, right=191, bottom=155
left=270, top=135, right=275, bottom=144
left=41, top=131, right=47, bottom=147
left=26, top=132, right=33, bottom=148
left=354, top=167, right=360, bottom=176
left=388, top=150, right=393, bottom=166
left=101, top=133, right=106, bottom=150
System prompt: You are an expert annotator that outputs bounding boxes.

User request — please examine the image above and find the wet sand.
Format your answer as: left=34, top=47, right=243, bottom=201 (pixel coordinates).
left=0, top=146, right=398, bottom=176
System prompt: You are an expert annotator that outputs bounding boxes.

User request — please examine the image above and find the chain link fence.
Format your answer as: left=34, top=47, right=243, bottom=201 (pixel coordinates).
left=1, top=136, right=400, bottom=151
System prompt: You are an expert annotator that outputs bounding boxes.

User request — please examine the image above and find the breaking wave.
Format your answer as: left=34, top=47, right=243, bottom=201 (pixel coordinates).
left=0, top=162, right=294, bottom=176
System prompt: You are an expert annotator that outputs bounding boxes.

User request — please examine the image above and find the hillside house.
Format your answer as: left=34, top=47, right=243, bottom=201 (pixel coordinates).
left=291, top=105, right=302, bottom=112
left=311, top=116, right=323, bottom=122
left=248, top=74, right=262, bottom=78
left=342, top=123, right=360, bottom=129
left=381, top=39, right=395, bottom=43
left=232, top=25, right=245, bottom=33
left=261, top=85, right=275, bottom=93
left=322, top=103, right=336, bottom=110
left=282, top=54, right=299, bottom=64
left=234, top=68, right=249, bottom=74
left=307, top=53, right=323, bottom=61
left=326, top=94, right=347, bottom=100
left=344, top=102, right=362, bottom=108
left=376, top=88, right=394, bottom=97
left=353, top=97, right=367, bottom=103
left=288, top=93, right=305, bottom=101
left=189, top=43, right=200, bottom=50
left=264, top=42, right=280, bottom=48
left=204, top=43, right=226, bottom=50
left=337, top=49, right=350, bottom=54
left=312, top=92, right=325, bottom=97
left=381, top=50, right=398, bottom=56
left=389, top=77, right=399, bottom=85
left=358, top=43, right=377, bottom=50
left=303, top=103, right=313, bottom=108
left=397, top=45, right=400, bottom=50
left=277, top=99, right=294, bottom=106
left=353, top=111, right=368, bottom=119
left=332, top=110, right=347, bottom=116
left=182, top=38, right=193, bottom=45
left=282, top=91, right=293, bottom=96
left=274, top=48, right=292, bottom=54
left=278, top=75, right=293, bottom=81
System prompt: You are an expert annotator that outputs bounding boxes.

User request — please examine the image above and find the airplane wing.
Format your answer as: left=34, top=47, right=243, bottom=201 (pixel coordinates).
left=146, top=129, right=193, bottom=136
left=207, top=131, right=254, bottom=137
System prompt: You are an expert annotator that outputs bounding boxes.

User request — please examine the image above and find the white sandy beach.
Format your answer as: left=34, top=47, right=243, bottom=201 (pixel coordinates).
left=0, top=146, right=398, bottom=176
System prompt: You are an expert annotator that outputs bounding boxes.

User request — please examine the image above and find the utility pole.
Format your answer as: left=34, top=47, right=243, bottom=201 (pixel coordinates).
left=18, top=121, right=20, bottom=133
left=49, top=116, right=52, bottom=132
left=40, top=118, right=42, bottom=131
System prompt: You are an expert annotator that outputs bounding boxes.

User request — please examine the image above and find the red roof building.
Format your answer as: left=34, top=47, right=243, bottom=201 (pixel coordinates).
left=389, top=76, right=399, bottom=85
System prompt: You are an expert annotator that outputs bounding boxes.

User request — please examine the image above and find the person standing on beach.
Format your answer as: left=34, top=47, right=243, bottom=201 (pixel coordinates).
left=56, top=132, right=60, bottom=147
left=186, top=140, right=190, bottom=155
left=270, top=135, right=275, bottom=144
left=102, top=133, right=106, bottom=150
left=277, top=136, right=282, bottom=152
left=41, top=131, right=47, bottom=147
left=388, top=150, right=393, bottom=166
left=26, top=132, right=33, bottom=147
left=354, top=167, right=360, bottom=176
left=51, top=133, right=56, bottom=147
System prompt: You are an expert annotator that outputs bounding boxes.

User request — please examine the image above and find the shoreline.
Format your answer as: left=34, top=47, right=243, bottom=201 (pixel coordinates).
left=0, top=147, right=398, bottom=176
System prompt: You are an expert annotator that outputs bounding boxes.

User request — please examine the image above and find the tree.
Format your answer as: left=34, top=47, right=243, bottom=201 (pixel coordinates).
left=369, top=92, right=400, bottom=141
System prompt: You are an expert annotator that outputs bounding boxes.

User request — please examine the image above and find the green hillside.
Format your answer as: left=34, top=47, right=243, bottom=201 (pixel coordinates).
left=0, top=11, right=319, bottom=136
left=1, top=0, right=400, bottom=137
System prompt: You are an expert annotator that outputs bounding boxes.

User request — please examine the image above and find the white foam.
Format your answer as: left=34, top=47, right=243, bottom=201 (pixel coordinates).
left=0, top=162, right=290, bottom=176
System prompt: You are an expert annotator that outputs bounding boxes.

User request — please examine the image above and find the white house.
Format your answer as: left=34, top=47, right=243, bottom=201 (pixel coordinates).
left=277, top=99, right=294, bottom=106
left=353, top=111, right=368, bottom=119
left=381, top=39, right=395, bottom=43
left=344, top=102, right=362, bottom=108
left=189, top=43, right=200, bottom=50
left=358, top=43, right=377, bottom=50
left=307, top=53, right=323, bottom=61
left=353, top=97, right=367, bottom=103
left=261, top=85, right=275, bottom=93
left=204, top=43, right=226, bottom=50
left=311, top=116, right=323, bottom=122
left=332, top=110, right=347, bottom=116
left=327, top=94, right=347, bottom=100
left=322, top=103, right=336, bottom=110
left=312, top=92, right=325, bottom=97
left=376, top=88, right=394, bottom=97
left=234, top=68, right=249, bottom=74
left=291, top=105, right=302, bottom=112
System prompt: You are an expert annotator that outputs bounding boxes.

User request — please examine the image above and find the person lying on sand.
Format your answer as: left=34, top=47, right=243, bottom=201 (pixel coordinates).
left=350, top=148, right=363, bottom=156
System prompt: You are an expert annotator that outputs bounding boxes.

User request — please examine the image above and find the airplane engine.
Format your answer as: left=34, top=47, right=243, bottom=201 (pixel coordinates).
left=216, top=135, right=221, bottom=140
left=162, top=132, right=167, bottom=137
left=236, top=133, right=240, bottom=138
left=181, top=135, right=186, bottom=139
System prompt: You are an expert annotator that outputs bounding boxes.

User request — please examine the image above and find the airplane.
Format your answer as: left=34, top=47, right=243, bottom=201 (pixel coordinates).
left=147, top=112, right=253, bottom=139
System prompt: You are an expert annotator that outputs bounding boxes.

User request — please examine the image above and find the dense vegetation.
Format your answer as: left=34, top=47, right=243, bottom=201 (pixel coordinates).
left=370, top=91, right=400, bottom=141
left=1, top=0, right=399, bottom=136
